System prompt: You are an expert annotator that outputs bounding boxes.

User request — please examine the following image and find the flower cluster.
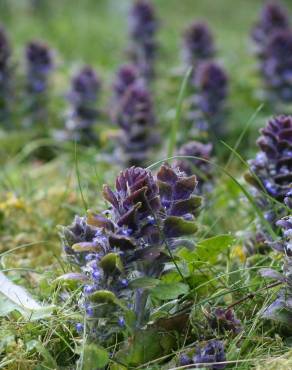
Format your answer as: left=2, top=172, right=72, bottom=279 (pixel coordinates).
left=182, top=21, right=215, bottom=68
left=0, top=25, right=11, bottom=125
left=245, top=115, right=292, bottom=206
left=25, top=40, right=53, bottom=125
left=64, top=66, right=101, bottom=144
left=59, top=164, right=201, bottom=338
left=175, top=141, right=213, bottom=195
left=128, top=0, right=158, bottom=80
left=189, top=61, right=228, bottom=138
left=115, top=81, right=158, bottom=166
left=251, top=1, right=290, bottom=57
left=111, top=63, right=139, bottom=124
left=179, top=340, right=226, bottom=369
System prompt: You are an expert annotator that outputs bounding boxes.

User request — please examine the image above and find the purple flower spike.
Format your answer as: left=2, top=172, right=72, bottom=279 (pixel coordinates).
left=128, top=0, right=158, bottom=80
left=115, top=81, right=158, bottom=166
left=60, top=164, right=203, bottom=340
left=183, top=21, right=215, bottom=68
left=111, top=64, right=139, bottom=124
left=65, top=65, right=101, bottom=144
left=251, top=2, right=290, bottom=56
left=175, top=141, right=213, bottom=195
left=260, top=30, right=292, bottom=103
left=0, top=25, right=11, bottom=125
left=25, top=40, right=53, bottom=125
left=26, top=40, right=53, bottom=93
left=190, top=61, right=228, bottom=137
left=245, top=115, right=292, bottom=203
left=193, top=340, right=226, bottom=369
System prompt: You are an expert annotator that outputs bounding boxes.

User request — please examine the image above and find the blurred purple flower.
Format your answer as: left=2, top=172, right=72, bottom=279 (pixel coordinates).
left=65, top=65, right=101, bottom=143
left=183, top=21, right=215, bottom=68
left=25, top=40, right=53, bottom=125
left=251, top=2, right=290, bottom=56
left=190, top=61, right=228, bottom=137
left=260, top=30, right=292, bottom=103
left=128, top=0, right=158, bottom=80
left=26, top=40, right=53, bottom=93
left=0, top=25, right=11, bottom=125
left=115, top=81, right=158, bottom=166
left=193, top=340, right=226, bottom=369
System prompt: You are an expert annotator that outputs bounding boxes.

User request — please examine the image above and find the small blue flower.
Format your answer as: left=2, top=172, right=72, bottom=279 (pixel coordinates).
left=86, top=305, right=94, bottom=317
left=92, top=270, right=101, bottom=281
left=75, top=323, right=84, bottom=334
left=179, top=353, right=192, bottom=366
left=83, top=285, right=95, bottom=295
left=118, top=316, right=125, bottom=327
left=120, top=278, right=129, bottom=288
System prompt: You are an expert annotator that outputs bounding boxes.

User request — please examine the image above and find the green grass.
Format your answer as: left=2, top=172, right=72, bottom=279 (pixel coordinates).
left=1, top=0, right=292, bottom=368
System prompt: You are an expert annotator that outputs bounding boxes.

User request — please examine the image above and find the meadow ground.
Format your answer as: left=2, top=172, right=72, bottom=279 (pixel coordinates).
left=1, top=0, right=292, bottom=369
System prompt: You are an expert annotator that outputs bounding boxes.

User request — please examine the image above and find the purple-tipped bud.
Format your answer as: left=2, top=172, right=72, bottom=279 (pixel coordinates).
left=193, top=340, right=226, bottom=369
left=128, top=0, right=158, bottom=80
left=246, top=115, right=292, bottom=202
left=103, top=166, right=161, bottom=229
left=175, top=141, right=213, bottom=194
left=157, top=163, right=201, bottom=238
left=206, top=307, right=242, bottom=334
left=116, top=81, right=158, bottom=166
left=183, top=21, right=215, bottom=67
left=192, top=61, right=228, bottom=136
left=65, top=65, right=101, bottom=143
left=251, top=2, right=290, bottom=54
left=260, top=30, right=292, bottom=103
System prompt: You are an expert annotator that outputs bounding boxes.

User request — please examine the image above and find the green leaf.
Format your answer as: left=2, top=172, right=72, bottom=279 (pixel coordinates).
left=115, top=329, right=175, bottom=367
left=0, top=272, right=55, bottom=321
left=129, top=277, right=160, bottom=289
left=179, top=234, right=235, bottom=265
left=82, top=343, right=109, bottom=370
left=196, top=234, right=235, bottom=263
left=163, top=216, right=197, bottom=237
left=151, top=282, right=189, bottom=300
left=100, top=253, right=123, bottom=274
left=89, top=290, right=117, bottom=304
